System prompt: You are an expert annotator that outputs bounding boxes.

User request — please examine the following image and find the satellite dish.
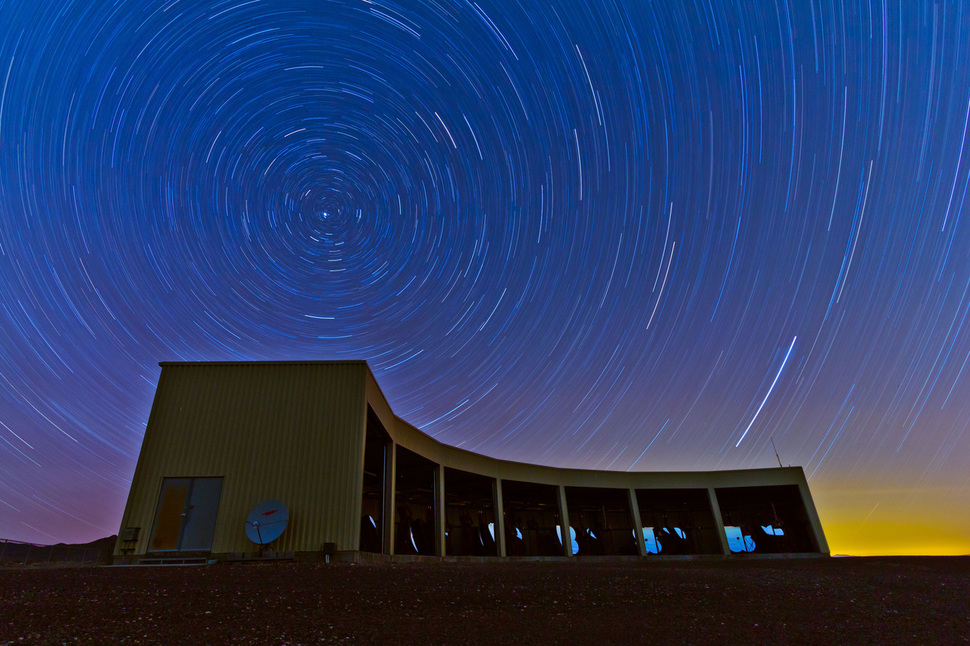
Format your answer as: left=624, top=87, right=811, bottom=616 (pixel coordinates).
left=245, top=499, right=289, bottom=546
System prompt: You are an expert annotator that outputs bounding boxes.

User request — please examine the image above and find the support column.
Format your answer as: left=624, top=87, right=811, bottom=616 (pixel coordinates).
left=493, top=479, right=506, bottom=557
left=797, top=479, right=829, bottom=554
left=557, top=485, right=572, bottom=557
left=628, top=488, right=646, bottom=557
left=383, top=442, right=397, bottom=555
left=707, top=487, right=731, bottom=555
left=435, top=464, right=446, bottom=556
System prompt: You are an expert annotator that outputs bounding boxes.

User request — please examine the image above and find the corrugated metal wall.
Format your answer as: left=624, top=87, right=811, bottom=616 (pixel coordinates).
left=118, top=362, right=367, bottom=556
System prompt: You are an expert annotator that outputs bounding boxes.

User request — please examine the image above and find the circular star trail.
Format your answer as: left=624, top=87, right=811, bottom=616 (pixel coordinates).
left=1, top=1, right=969, bottom=553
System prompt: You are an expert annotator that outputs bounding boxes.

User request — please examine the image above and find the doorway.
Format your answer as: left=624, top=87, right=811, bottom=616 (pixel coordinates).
left=148, top=477, right=223, bottom=552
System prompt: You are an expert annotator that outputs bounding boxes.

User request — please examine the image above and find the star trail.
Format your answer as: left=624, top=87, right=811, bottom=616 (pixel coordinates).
left=2, top=0, right=969, bottom=554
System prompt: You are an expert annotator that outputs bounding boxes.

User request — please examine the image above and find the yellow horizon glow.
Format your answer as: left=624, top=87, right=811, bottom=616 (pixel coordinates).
left=813, top=481, right=970, bottom=557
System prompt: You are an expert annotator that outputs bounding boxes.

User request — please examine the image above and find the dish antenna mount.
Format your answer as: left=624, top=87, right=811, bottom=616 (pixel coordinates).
left=245, top=499, right=289, bottom=552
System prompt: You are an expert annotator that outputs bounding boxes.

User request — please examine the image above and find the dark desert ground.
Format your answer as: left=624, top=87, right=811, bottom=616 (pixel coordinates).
left=2, top=556, right=968, bottom=645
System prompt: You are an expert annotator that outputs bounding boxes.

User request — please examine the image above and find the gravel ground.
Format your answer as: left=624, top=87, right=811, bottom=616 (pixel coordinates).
left=1, top=557, right=968, bottom=645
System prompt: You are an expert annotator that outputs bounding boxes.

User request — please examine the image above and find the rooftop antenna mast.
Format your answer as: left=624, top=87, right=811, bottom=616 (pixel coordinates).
left=770, top=437, right=784, bottom=468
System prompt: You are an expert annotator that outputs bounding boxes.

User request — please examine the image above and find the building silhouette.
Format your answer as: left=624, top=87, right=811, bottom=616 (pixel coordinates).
left=114, top=361, right=828, bottom=562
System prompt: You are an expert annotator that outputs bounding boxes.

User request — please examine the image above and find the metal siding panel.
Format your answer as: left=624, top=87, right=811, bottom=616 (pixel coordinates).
left=118, top=362, right=366, bottom=557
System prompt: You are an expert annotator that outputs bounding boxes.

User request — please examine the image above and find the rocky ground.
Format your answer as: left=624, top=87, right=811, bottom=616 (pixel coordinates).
left=1, top=556, right=968, bottom=644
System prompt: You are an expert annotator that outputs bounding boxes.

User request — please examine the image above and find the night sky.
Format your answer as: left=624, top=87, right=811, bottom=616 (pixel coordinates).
left=2, top=0, right=969, bottom=555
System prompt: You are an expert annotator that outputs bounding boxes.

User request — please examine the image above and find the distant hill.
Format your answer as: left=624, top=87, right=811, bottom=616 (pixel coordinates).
left=0, top=535, right=115, bottom=566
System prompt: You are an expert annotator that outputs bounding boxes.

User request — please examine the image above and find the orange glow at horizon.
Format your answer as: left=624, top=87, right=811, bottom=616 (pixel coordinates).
left=813, top=482, right=970, bottom=557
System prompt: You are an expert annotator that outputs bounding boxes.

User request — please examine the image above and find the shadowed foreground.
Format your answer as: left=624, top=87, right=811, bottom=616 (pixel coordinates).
left=2, top=557, right=968, bottom=644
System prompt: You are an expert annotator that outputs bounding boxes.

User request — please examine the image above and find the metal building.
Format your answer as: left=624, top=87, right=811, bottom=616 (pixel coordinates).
left=114, top=361, right=829, bottom=562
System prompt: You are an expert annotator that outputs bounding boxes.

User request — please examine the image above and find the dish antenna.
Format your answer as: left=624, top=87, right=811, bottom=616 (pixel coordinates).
left=245, top=499, right=289, bottom=549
